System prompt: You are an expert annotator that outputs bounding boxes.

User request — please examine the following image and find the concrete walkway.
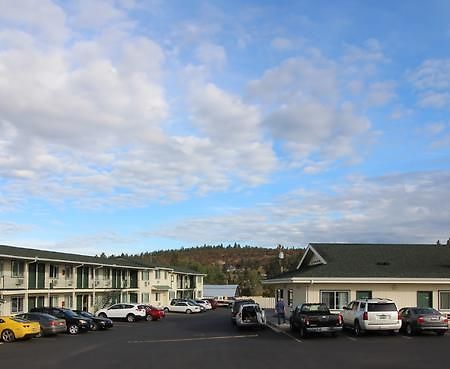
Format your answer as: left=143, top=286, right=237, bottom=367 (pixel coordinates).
left=265, top=308, right=291, bottom=332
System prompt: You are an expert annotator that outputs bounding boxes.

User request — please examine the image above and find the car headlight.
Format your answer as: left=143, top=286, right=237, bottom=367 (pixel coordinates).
left=79, top=319, right=87, bottom=324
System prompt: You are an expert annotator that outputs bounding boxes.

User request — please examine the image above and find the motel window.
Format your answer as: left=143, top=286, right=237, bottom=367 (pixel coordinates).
left=49, top=265, right=59, bottom=279
left=155, top=270, right=161, bottom=279
left=11, top=297, right=24, bottom=313
left=64, top=266, right=73, bottom=280
left=142, top=271, right=150, bottom=281
left=103, top=268, right=110, bottom=280
left=155, top=293, right=160, bottom=301
left=439, top=292, right=450, bottom=310
left=356, top=291, right=372, bottom=300
left=11, top=260, right=24, bottom=278
left=50, top=296, right=59, bottom=307
left=417, top=291, right=433, bottom=308
left=288, top=289, right=294, bottom=307
left=164, top=271, right=168, bottom=280
left=320, top=291, right=349, bottom=310
left=0, top=260, right=3, bottom=276
left=142, top=293, right=150, bottom=303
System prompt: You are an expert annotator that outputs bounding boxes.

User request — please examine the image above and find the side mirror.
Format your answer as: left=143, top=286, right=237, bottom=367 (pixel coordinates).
left=343, top=306, right=349, bottom=310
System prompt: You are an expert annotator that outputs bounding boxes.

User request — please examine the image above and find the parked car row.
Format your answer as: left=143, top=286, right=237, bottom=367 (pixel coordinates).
left=163, top=299, right=215, bottom=314
left=0, top=301, right=170, bottom=343
left=289, top=298, right=449, bottom=338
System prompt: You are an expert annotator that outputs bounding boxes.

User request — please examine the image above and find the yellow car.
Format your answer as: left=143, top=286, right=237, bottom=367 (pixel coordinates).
left=0, top=316, right=40, bottom=343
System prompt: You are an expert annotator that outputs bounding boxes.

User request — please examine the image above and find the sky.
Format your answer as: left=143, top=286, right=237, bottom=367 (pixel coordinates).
left=1, top=0, right=450, bottom=256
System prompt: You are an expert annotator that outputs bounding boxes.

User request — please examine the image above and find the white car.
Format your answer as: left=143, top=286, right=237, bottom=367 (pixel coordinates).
left=195, top=299, right=212, bottom=310
left=342, top=298, right=402, bottom=336
left=236, top=303, right=266, bottom=328
left=96, top=303, right=147, bottom=322
left=164, top=301, right=201, bottom=314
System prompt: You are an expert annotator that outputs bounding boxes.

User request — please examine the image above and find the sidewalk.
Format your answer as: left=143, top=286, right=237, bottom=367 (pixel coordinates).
left=265, top=308, right=291, bottom=332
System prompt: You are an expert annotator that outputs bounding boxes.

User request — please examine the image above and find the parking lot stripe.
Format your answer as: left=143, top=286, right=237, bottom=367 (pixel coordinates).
left=346, top=336, right=358, bottom=341
left=401, top=336, right=413, bottom=340
left=128, top=334, right=259, bottom=344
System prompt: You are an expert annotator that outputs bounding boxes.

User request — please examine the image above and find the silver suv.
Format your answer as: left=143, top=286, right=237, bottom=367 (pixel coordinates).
left=342, top=298, right=401, bottom=336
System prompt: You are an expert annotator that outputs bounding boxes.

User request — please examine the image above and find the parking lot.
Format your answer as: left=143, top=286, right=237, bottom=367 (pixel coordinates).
left=1, top=308, right=449, bottom=369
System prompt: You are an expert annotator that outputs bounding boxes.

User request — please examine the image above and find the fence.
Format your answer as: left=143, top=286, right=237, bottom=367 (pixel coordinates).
left=239, top=296, right=275, bottom=309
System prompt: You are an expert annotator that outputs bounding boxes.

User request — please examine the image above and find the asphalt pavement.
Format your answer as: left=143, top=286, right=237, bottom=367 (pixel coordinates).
left=1, top=308, right=449, bottom=369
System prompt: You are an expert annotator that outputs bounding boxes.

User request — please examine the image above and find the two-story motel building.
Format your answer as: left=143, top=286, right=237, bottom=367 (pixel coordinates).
left=0, top=244, right=204, bottom=315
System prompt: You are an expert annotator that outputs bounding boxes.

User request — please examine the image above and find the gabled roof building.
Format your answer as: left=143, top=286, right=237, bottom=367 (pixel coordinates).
left=263, top=243, right=450, bottom=312
left=0, top=244, right=205, bottom=315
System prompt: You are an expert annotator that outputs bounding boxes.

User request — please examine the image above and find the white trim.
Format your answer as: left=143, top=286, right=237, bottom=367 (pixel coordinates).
left=296, top=245, right=327, bottom=269
left=263, top=277, right=450, bottom=285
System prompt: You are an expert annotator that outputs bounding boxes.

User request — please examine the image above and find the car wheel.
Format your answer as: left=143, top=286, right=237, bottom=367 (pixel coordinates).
left=354, top=321, right=362, bottom=336
left=68, top=324, right=79, bottom=335
left=164, top=307, right=169, bottom=313
left=299, top=325, right=307, bottom=338
left=91, top=323, right=99, bottom=331
left=126, top=314, right=136, bottom=322
left=146, top=315, right=152, bottom=321
left=36, top=328, right=44, bottom=338
left=185, top=309, right=192, bottom=314
left=98, top=313, right=107, bottom=318
left=406, top=323, right=414, bottom=336
left=1, top=329, right=16, bottom=343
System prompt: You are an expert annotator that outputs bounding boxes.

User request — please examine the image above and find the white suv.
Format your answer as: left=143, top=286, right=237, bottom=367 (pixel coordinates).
left=96, top=303, right=147, bottom=322
left=342, top=298, right=401, bottom=336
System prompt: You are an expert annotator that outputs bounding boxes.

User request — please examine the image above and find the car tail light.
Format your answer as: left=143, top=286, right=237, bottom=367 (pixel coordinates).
left=417, top=316, right=425, bottom=325
left=363, top=312, right=368, bottom=321
left=50, top=321, right=57, bottom=326
left=443, top=316, right=448, bottom=324
left=398, top=312, right=401, bottom=321
left=338, top=314, right=343, bottom=325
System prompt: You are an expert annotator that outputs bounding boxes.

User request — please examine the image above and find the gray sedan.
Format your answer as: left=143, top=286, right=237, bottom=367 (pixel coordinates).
left=399, top=307, right=448, bottom=336
left=15, top=312, right=67, bottom=337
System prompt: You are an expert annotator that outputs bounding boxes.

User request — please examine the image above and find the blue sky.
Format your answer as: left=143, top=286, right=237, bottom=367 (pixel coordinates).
left=1, top=0, right=450, bottom=255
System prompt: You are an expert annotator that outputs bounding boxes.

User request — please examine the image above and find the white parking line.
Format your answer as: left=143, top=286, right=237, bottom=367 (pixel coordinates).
left=346, top=336, right=358, bottom=341
left=128, top=334, right=258, bottom=344
left=401, top=335, right=413, bottom=340
left=266, top=324, right=303, bottom=343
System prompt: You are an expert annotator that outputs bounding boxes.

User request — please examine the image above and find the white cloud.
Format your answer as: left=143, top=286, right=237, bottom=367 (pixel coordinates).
left=367, top=81, right=397, bottom=106
left=409, top=59, right=450, bottom=109
left=0, top=0, right=68, bottom=44
left=151, top=171, right=450, bottom=246
left=195, top=42, right=227, bottom=69
left=271, top=37, right=294, bottom=51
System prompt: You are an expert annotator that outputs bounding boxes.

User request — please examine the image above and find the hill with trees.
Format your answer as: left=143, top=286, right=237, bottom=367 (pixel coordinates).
left=124, top=244, right=305, bottom=296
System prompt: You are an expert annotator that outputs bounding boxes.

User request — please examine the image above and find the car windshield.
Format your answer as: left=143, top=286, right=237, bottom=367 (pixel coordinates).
left=412, top=308, right=440, bottom=315
left=368, top=303, right=397, bottom=312
left=11, top=317, right=29, bottom=323
left=63, top=310, right=79, bottom=318
left=301, top=304, right=330, bottom=313
left=79, top=311, right=93, bottom=317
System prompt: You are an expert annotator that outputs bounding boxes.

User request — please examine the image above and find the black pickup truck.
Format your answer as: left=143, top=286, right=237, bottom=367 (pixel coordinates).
left=290, top=303, right=343, bottom=338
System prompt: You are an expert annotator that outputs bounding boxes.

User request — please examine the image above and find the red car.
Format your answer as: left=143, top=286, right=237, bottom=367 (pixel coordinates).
left=139, top=305, right=166, bottom=321
left=204, top=299, right=218, bottom=309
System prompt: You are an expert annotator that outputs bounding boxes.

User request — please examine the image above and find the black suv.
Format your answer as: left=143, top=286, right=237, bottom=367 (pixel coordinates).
left=30, top=307, right=92, bottom=334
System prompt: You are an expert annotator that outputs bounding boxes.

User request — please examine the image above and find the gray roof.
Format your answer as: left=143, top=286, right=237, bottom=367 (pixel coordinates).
left=0, top=244, right=142, bottom=268
left=0, top=244, right=205, bottom=275
left=203, top=284, right=239, bottom=297
left=268, top=243, right=450, bottom=279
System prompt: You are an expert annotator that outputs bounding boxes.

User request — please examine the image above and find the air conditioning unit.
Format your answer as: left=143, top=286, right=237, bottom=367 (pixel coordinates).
left=67, top=281, right=73, bottom=287
left=16, top=278, right=24, bottom=285
left=144, top=281, right=149, bottom=287
left=105, top=280, right=111, bottom=287
left=51, top=279, right=58, bottom=287
left=95, top=280, right=100, bottom=287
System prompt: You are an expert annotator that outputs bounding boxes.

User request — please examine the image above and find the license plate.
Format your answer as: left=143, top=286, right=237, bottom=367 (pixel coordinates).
left=378, top=315, right=387, bottom=319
